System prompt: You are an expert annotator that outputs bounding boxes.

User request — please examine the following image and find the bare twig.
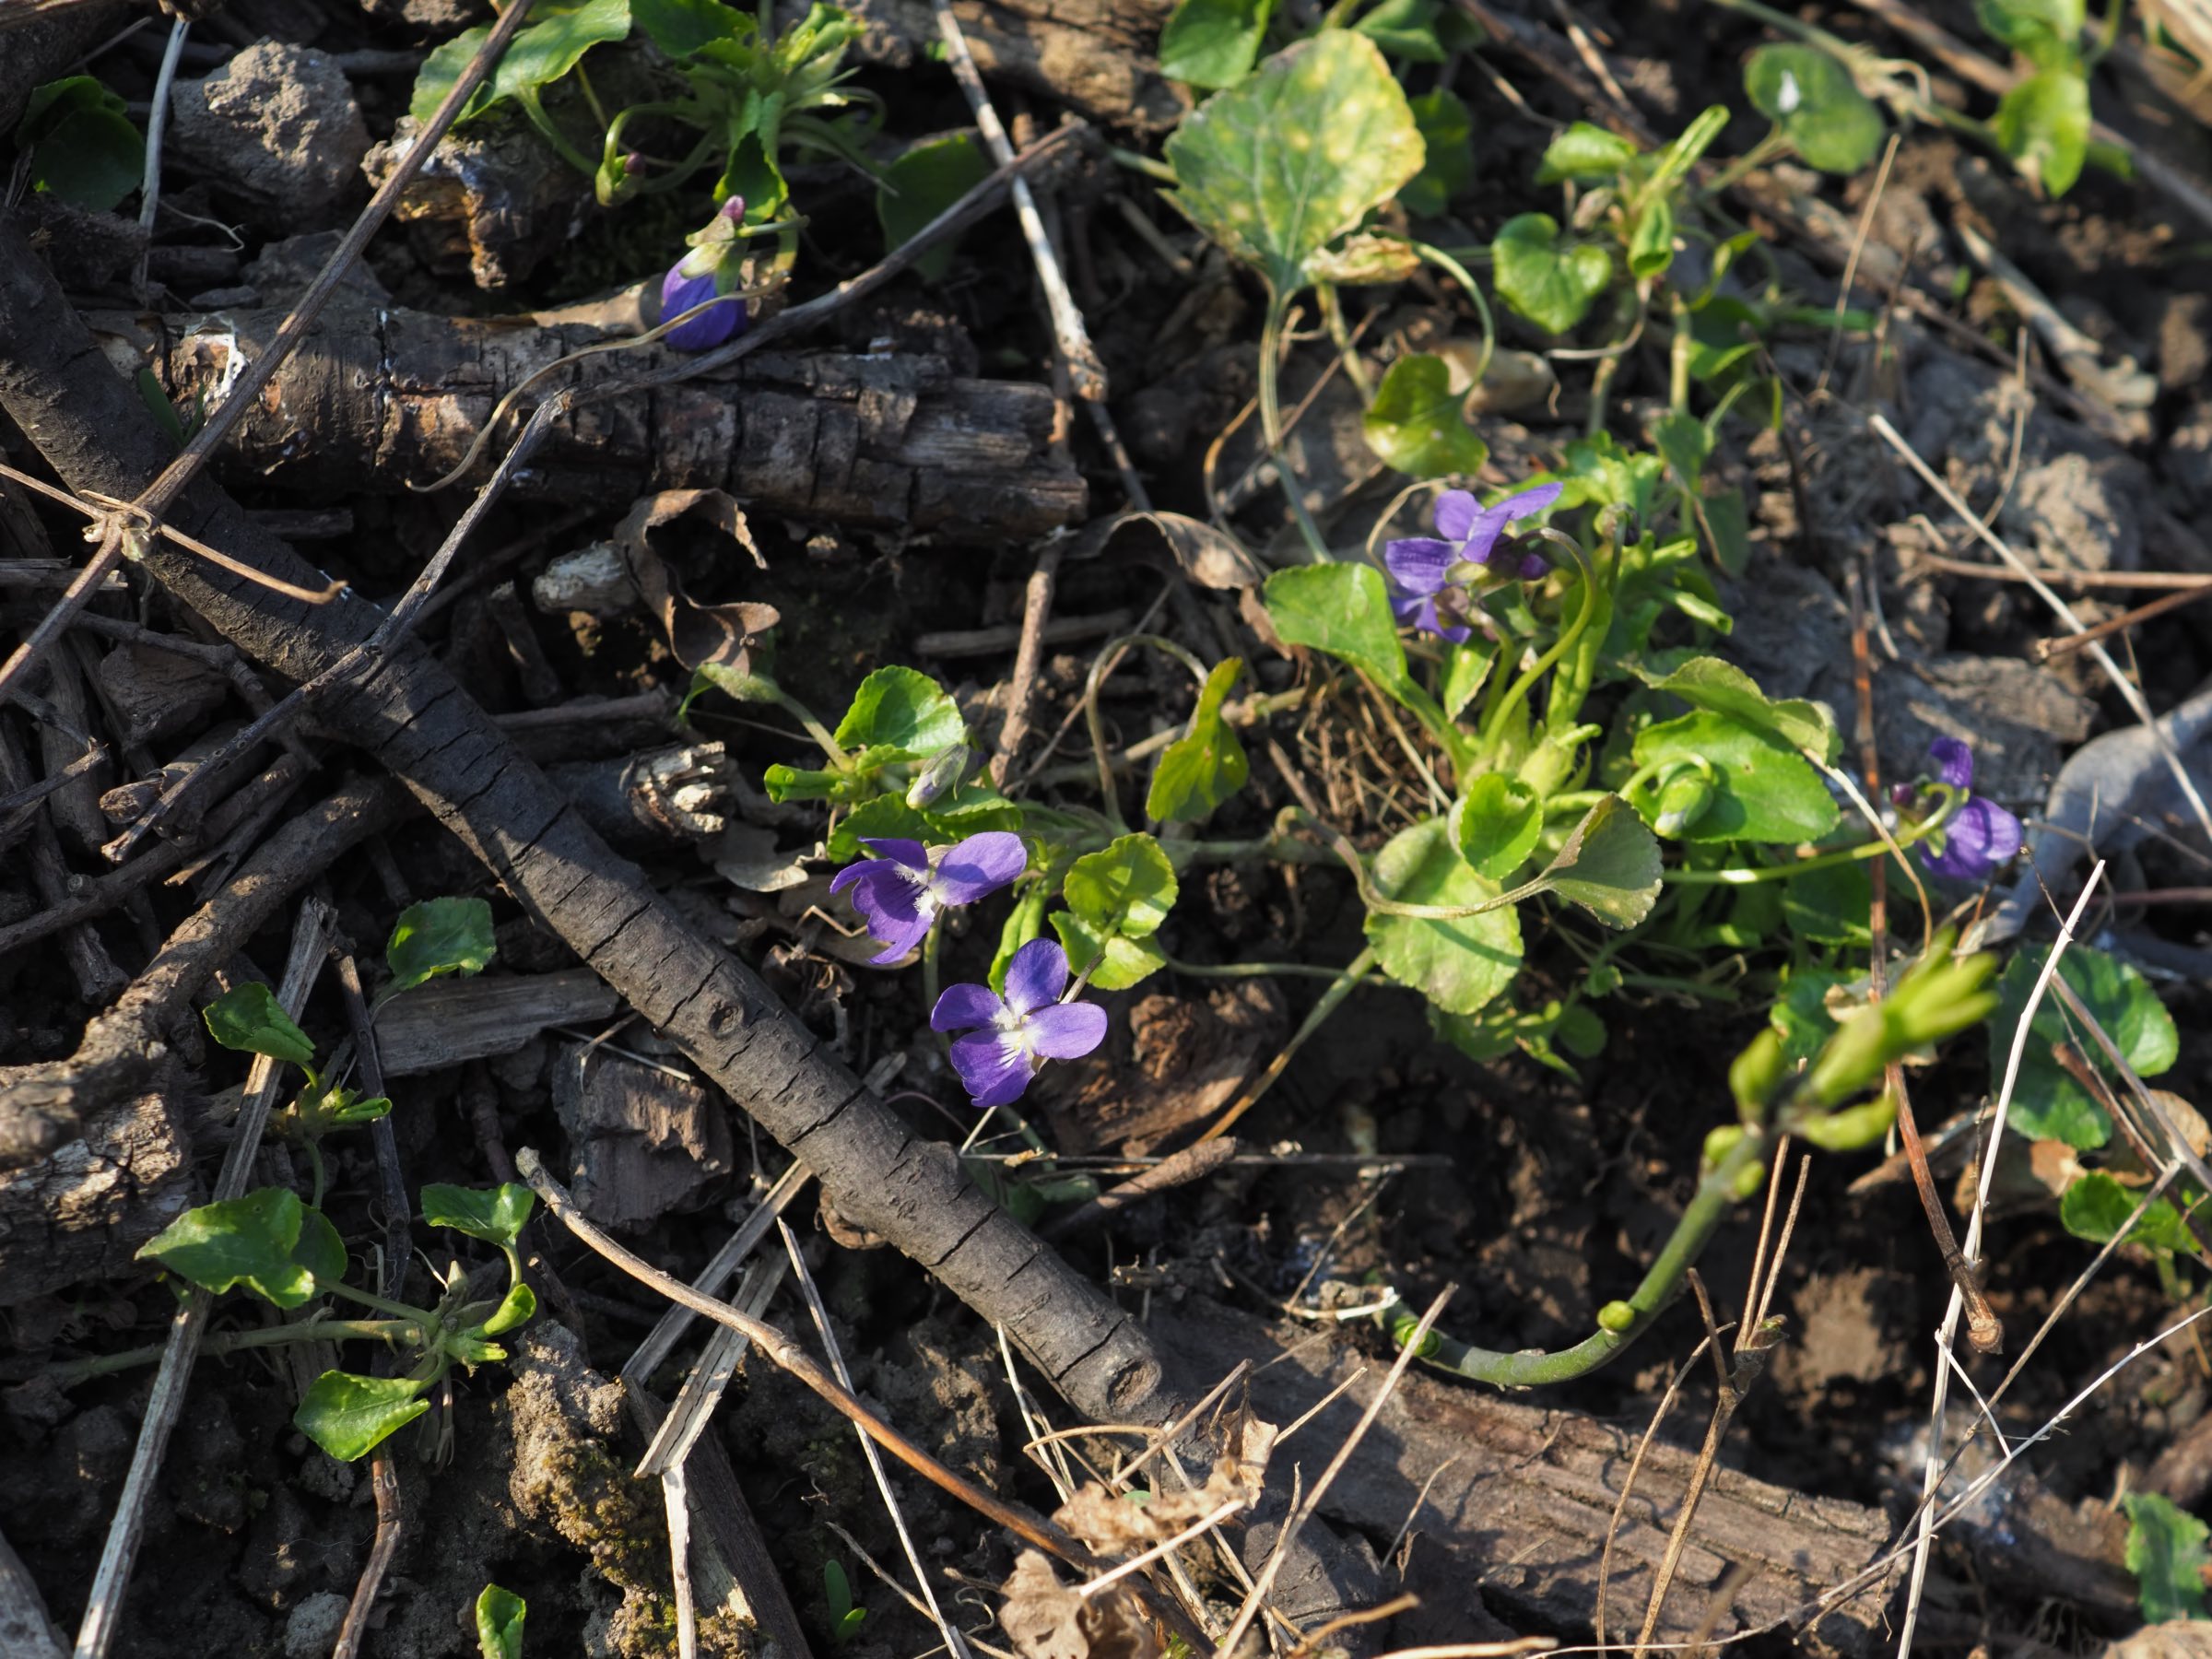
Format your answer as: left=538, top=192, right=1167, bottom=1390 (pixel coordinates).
left=1039, top=1137, right=1237, bottom=1241
left=130, top=17, right=188, bottom=305
left=990, top=543, right=1065, bottom=788
left=73, top=900, right=336, bottom=1659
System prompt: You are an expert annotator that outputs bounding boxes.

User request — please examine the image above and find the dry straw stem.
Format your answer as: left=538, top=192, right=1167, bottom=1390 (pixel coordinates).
left=0, top=0, right=547, bottom=706
left=72, top=899, right=337, bottom=1659
left=1868, top=412, right=2212, bottom=852
left=1894, top=864, right=2104, bottom=1659
left=778, top=1218, right=971, bottom=1659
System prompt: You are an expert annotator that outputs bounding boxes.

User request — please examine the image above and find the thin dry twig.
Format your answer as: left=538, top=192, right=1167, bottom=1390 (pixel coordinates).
left=517, top=1148, right=1110, bottom=1573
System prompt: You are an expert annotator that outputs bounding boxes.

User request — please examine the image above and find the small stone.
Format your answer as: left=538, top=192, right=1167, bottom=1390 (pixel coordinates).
left=170, top=41, right=371, bottom=229
left=284, top=1591, right=350, bottom=1658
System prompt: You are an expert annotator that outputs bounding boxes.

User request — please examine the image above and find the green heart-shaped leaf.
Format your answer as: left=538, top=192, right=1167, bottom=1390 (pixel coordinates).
left=1158, top=0, right=1274, bottom=89
left=1994, top=67, right=2088, bottom=196
left=1063, top=834, right=1178, bottom=939
left=1363, top=818, right=1524, bottom=1015
left=1453, top=773, right=1542, bottom=879
left=832, top=666, right=966, bottom=759
left=1163, top=30, right=1424, bottom=297
left=1630, top=712, right=1841, bottom=843
left=387, top=896, right=497, bottom=997
left=137, top=1186, right=317, bottom=1308
left=204, top=982, right=316, bottom=1068
left=1745, top=43, right=1885, bottom=175
left=877, top=133, right=993, bottom=282
left=422, top=1182, right=536, bottom=1250
left=1648, top=655, right=1841, bottom=763
left=1990, top=944, right=2176, bottom=1149
left=2124, top=1492, right=2212, bottom=1624
left=1491, top=212, right=1611, bottom=335
left=1362, top=354, right=1489, bottom=478
left=1147, top=659, right=1251, bottom=824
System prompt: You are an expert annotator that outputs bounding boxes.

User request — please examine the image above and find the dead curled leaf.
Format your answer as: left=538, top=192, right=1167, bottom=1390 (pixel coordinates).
left=999, top=1551, right=1159, bottom=1659
left=614, top=488, right=779, bottom=674
left=1048, top=1409, right=1276, bottom=1555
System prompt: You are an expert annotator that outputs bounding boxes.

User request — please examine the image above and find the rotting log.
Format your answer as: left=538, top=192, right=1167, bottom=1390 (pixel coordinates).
left=1151, top=1299, right=1898, bottom=1656
left=95, top=291, right=1087, bottom=541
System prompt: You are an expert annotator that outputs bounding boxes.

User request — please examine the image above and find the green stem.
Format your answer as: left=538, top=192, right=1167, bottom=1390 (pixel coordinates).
left=47, top=1319, right=418, bottom=1384
left=1258, top=290, right=1335, bottom=564
left=1316, top=282, right=1373, bottom=401
left=1199, top=947, right=1378, bottom=1142
left=1108, top=146, right=1178, bottom=185
left=515, top=88, right=601, bottom=178
left=1664, top=828, right=1925, bottom=887
left=1476, top=538, right=1602, bottom=759
left=922, top=914, right=944, bottom=1021
left=1160, top=952, right=1371, bottom=982
left=1409, top=241, right=1496, bottom=392
left=324, top=1280, right=436, bottom=1321
left=1401, top=1126, right=1770, bottom=1385
left=772, top=688, right=848, bottom=768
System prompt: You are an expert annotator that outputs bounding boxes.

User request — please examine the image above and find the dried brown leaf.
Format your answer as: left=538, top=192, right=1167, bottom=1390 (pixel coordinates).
left=999, top=1551, right=1159, bottom=1659
left=614, top=488, right=778, bottom=673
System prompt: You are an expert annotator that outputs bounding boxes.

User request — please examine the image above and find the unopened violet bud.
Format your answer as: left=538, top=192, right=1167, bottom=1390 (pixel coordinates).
left=905, top=743, right=972, bottom=810
left=623, top=151, right=645, bottom=174
left=661, top=262, right=746, bottom=351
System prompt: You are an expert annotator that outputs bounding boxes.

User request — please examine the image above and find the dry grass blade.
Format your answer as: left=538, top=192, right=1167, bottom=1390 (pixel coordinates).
left=1894, top=864, right=2105, bottom=1657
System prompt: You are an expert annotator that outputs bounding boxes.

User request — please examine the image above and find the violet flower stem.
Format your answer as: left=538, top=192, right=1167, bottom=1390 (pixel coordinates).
left=1665, top=797, right=1957, bottom=888
left=45, top=1320, right=421, bottom=1385
left=1402, top=1125, right=1771, bottom=1386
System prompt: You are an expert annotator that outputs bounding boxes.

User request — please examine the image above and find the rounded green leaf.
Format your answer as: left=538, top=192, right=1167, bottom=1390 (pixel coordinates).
left=137, top=1186, right=316, bottom=1308
left=1994, top=67, right=2089, bottom=196
left=293, top=1204, right=350, bottom=1289
left=1158, top=0, right=1274, bottom=89
left=422, top=1182, right=537, bottom=1250
left=295, top=1371, right=431, bottom=1462
left=2124, top=1493, right=2212, bottom=1624
left=1649, top=655, right=1841, bottom=763
left=1491, top=212, right=1611, bottom=335
left=1744, top=44, right=1885, bottom=175
left=1990, top=944, right=2176, bottom=1149
left=1535, top=121, right=1640, bottom=184
left=1629, top=712, right=1841, bottom=843
left=1363, top=818, right=1524, bottom=1015
left=387, top=896, right=498, bottom=997
left=17, top=76, right=143, bottom=212
left=1147, top=659, right=1250, bottom=824
left=1063, top=834, right=1177, bottom=940
left=832, top=666, right=966, bottom=760
left=1529, top=795, right=1663, bottom=930
left=1362, top=354, right=1489, bottom=479
left=2059, top=1171, right=2191, bottom=1254
left=1049, top=913, right=1168, bottom=993
left=1401, top=88, right=1475, bottom=217
left=1263, top=563, right=1418, bottom=706
left=1453, top=773, right=1542, bottom=879
left=476, top=1583, right=528, bottom=1659
left=1163, top=30, right=1425, bottom=296
left=877, top=133, right=993, bottom=282
left=204, top=982, right=316, bottom=1068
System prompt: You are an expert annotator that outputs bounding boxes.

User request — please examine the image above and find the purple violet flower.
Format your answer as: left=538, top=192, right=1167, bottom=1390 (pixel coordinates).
left=1383, top=481, right=1565, bottom=641
left=830, top=831, right=1026, bottom=964
left=1916, top=738, right=2023, bottom=882
left=931, top=938, right=1108, bottom=1109
left=661, top=264, right=747, bottom=352
left=661, top=197, right=751, bottom=352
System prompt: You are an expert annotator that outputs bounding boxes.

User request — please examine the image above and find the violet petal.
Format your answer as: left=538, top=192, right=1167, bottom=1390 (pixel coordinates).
left=1383, top=537, right=1456, bottom=597
left=858, top=838, right=930, bottom=871
left=931, top=981, right=1006, bottom=1033
left=1431, top=489, right=1480, bottom=543
left=933, top=831, right=1027, bottom=905
left=661, top=265, right=745, bottom=352
left=1001, top=938, right=1069, bottom=1018
left=1927, top=737, right=1974, bottom=790
left=948, top=1031, right=1033, bottom=1108
left=1024, top=1001, right=1109, bottom=1061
